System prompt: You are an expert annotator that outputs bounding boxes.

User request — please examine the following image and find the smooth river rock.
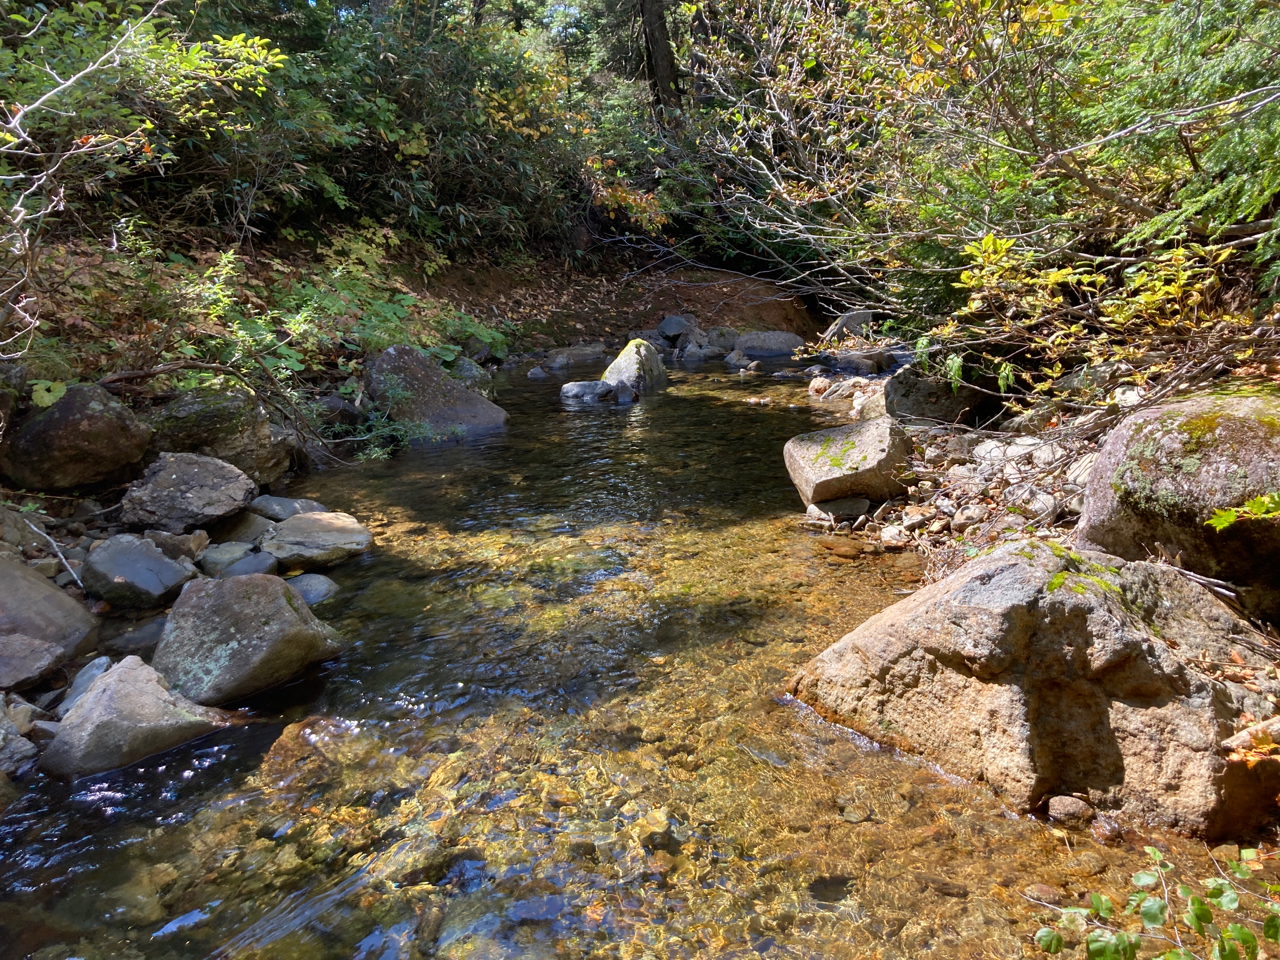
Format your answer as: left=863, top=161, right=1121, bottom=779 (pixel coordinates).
left=0, top=558, right=98, bottom=656
left=601, top=340, right=667, bottom=394
left=260, top=512, right=373, bottom=570
left=286, top=573, right=339, bottom=606
left=733, top=331, right=805, bottom=357
left=783, top=416, right=911, bottom=505
left=40, top=657, right=230, bottom=779
left=0, top=384, right=152, bottom=491
left=789, top=540, right=1280, bottom=837
left=82, top=534, right=197, bottom=608
left=1077, top=390, right=1280, bottom=621
left=152, top=575, right=343, bottom=705
left=120, top=453, right=257, bottom=534
left=248, top=495, right=327, bottom=522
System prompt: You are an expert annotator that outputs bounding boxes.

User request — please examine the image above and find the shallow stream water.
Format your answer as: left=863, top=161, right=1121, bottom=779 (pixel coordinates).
left=0, top=361, right=1240, bottom=959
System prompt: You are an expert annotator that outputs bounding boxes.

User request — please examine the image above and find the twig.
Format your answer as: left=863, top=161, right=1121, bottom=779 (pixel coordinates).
left=24, top=518, right=81, bottom=589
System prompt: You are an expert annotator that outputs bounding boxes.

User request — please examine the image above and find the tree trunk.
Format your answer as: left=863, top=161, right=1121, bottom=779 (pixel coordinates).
left=639, top=0, right=680, bottom=114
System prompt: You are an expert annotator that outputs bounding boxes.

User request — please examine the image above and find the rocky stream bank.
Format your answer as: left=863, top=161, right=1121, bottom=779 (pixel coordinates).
left=2, top=317, right=1280, bottom=957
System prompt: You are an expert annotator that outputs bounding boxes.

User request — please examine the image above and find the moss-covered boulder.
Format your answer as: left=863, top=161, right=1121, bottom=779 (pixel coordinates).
left=366, top=345, right=508, bottom=437
left=152, top=574, right=342, bottom=705
left=146, top=384, right=294, bottom=485
left=1077, top=389, right=1280, bottom=620
left=783, top=415, right=910, bottom=504
left=601, top=339, right=667, bottom=394
left=0, top=384, right=151, bottom=490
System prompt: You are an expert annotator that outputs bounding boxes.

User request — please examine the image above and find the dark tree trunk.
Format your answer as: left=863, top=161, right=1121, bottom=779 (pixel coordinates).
left=639, top=0, right=680, bottom=114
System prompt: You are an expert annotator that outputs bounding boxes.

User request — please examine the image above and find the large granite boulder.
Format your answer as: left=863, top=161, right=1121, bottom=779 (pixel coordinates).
left=366, top=345, right=508, bottom=437
left=601, top=340, right=667, bottom=394
left=40, top=657, right=230, bottom=779
left=883, top=364, right=996, bottom=426
left=1077, top=390, right=1280, bottom=621
left=259, top=512, right=373, bottom=570
left=789, top=540, right=1280, bottom=837
left=0, top=558, right=98, bottom=656
left=783, top=415, right=911, bottom=505
left=675, top=326, right=738, bottom=361
left=82, top=534, right=197, bottom=608
left=146, top=384, right=293, bottom=485
left=733, top=331, right=805, bottom=357
left=152, top=575, right=343, bottom=705
left=120, top=453, right=257, bottom=534
left=0, top=384, right=151, bottom=491
left=0, top=633, right=66, bottom=690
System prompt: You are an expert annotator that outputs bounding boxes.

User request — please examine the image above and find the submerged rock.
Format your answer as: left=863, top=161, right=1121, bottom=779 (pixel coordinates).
left=40, top=656, right=230, bottom=779
left=145, top=384, right=293, bottom=485
left=601, top=340, right=667, bottom=394
left=0, top=384, right=152, bottom=491
left=367, top=345, right=508, bottom=437
left=287, top=573, right=339, bottom=606
left=0, top=558, right=98, bottom=656
left=82, top=534, right=197, bottom=608
left=1077, top=390, right=1280, bottom=621
left=789, top=540, right=1280, bottom=837
left=259, top=512, right=373, bottom=570
left=783, top=416, right=911, bottom=505
left=120, top=453, right=257, bottom=534
left=152, top=575, right=342, bottom=705
left=734, top=331, right=804, bottom=357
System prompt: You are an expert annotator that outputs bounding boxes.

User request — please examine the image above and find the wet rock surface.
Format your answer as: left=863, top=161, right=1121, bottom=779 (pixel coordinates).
left=120, top=453, right=257, bottom=534
left=40, top=656, right=229, bottom=779
left=790, top=539, right=1280, bottom=836
left=0, top=384, right=152, bottom=491
left=152, top=575, right=342, bottom=705
left=366, top=345, right=508, bottom=437
left=81, top=534, right=197, bottom=608
left=286, top=573, right=339, bottom=605
left=259, top=511, right=373, bottom=570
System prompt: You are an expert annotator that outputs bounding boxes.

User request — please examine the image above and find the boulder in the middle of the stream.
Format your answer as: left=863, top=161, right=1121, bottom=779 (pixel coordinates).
left=601, top=339, right=667, bottom=394
left=788, top=539, right=1280, bottom=837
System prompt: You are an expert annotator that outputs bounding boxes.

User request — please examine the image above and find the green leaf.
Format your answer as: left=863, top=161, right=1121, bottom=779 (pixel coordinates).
left=1087, top=929, right=1139, bottom=960
left=1263, top=913, right=1280, bottom=942
left=1133, top=870, right=1160, bottom=888
left=1091, top=893, right=1114, bottom=919
left=29, top=380, right=67, bottom=408
left=1035, top=927, right=1065, bottom=954
left=1139, top=895, right=1168, bottom=929
left=1226, top=923, right=1259, bottom=960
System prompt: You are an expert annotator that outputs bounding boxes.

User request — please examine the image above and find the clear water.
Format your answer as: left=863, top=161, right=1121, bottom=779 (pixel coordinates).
left=0, top=361, right=1228, bottom=959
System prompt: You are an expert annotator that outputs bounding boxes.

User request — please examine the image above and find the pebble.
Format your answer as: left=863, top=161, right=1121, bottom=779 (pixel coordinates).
left=1047, top=794, right=1095, bottom=827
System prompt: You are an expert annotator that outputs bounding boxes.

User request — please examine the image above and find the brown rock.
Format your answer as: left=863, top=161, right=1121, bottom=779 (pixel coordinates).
left=0, top=558, right=98, bottom=656
left=366, top=345, right=507, bottom=437
left=0, top=633, right=66, bottom=690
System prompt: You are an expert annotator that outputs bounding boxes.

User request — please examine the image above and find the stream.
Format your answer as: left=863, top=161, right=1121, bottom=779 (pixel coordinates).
left=0, top=360, right=1231, bottom=959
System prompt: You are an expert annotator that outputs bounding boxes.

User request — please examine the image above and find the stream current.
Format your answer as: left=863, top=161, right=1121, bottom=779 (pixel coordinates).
left=0, top=361, right=1232, bottom=959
